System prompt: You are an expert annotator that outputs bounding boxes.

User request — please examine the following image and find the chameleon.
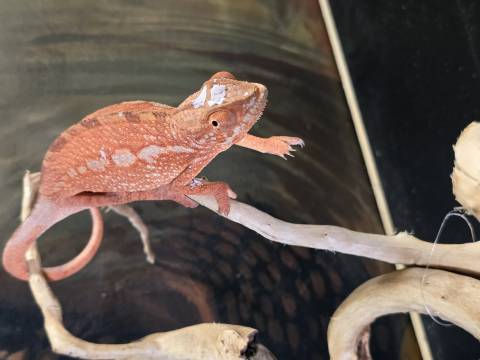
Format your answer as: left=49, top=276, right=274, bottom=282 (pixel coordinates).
left=2, top=71, right=304, bottom=282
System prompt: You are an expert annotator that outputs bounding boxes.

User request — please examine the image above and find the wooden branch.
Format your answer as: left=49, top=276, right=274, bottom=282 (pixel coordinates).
left=27, top=263, right=274, bottom=360
left=189, top=122, right=480, bottom=277
left=327, top=267, right=480, bottom=359
left=108, top=204, right=155, bottom=264
left=190, top=195, right=480, bottom=276
left=452, top=122, right=480, bottom=221
left=29, top=267, right=264, bottom=359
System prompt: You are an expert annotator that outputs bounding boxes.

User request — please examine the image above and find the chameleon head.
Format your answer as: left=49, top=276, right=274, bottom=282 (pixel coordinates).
left=176, top=71, right=268, bottom=150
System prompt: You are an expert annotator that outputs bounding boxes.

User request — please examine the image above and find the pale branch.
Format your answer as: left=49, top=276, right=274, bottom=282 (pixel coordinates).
left=452, top=122, right=480, bottom=221
left=191, top=123, right=480, bottom=277
left=327, top=267, right=480, bottom=360
left=190, top=195, right=480, bottom=276
left=108, top=204, right=155, bottom=264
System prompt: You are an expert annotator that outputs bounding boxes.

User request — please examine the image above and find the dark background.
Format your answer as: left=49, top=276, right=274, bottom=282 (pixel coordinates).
left=330, top=1, right=480, bottom=359
left=0, top=1, right=420, bottom=359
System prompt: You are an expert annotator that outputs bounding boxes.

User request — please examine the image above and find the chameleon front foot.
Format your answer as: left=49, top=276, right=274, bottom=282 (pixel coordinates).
left=265, top=136, right=305, bottom=159
left=235, top=134, right=305, bottom=159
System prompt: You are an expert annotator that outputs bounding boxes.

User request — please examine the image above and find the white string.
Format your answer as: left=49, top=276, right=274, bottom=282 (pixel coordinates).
left=420, top=207, right=477, bottom=326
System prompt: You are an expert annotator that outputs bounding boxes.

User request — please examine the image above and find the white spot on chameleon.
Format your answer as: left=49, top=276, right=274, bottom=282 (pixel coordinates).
left=112, top=149, right=137, bottom=167
left=192, top=86, right=207, bottom=108
left=137, top=145, right=194, bottom=163
left=138, top=145, right=162, bottom=163
left=245, top=96, right=257, bottom=110
left=87, top=159, right=106, bottom=171
left=208, top=84, right=226, bottom=106
left=77, top=166, right=87, bottom=174
left=243, top=113, right=255, bottom=123
left=67, top=168, right=77, bottom=177
left=224, top=125, right=243, bottom=146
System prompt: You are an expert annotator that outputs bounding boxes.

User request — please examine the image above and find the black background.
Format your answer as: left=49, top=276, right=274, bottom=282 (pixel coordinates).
left=330, top=1, right=480, bottom=358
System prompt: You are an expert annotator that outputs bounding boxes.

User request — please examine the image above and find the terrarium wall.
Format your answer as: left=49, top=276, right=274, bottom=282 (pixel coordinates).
left=0, top=1, right=419, bottom=358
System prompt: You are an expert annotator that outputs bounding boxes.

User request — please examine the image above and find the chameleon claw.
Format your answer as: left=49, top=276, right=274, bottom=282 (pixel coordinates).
left=288, top=137, right=305, bottom=148
left=291, top=138, right=305, bottom=148
left=227, top=188, right=237, bottom=199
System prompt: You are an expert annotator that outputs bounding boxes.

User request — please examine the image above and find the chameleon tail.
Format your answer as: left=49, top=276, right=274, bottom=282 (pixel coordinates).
left=2, top=197, right=103, bottom=281
left=43, top=207, right=103, bottom=281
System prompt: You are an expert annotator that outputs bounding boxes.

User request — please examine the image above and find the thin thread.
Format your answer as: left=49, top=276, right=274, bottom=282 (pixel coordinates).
left=420, top=208, right=477, bottom=326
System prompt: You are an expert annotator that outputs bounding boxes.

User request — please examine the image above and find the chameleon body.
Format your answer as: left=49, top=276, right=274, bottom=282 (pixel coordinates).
left=2, top=71, right=304, bottom=281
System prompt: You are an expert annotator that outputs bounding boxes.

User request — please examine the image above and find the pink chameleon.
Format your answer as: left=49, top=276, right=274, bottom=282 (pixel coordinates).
left=2, top=71, right=304, bottom=281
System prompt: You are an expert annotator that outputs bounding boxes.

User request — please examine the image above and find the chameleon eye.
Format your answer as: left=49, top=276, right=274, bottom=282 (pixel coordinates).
left=208, top=110, right=235, bottom=129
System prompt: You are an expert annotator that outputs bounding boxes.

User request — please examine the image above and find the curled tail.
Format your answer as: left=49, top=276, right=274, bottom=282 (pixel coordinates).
left=2, top=197, right=103, bottom=281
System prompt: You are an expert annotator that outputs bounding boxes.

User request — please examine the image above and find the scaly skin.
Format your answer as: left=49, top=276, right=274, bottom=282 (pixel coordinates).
left=2, top=71, right=304, bottom=281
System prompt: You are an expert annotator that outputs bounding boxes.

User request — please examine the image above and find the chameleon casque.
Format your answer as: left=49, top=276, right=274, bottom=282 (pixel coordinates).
left=2, top=71, right=304, bottom=281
